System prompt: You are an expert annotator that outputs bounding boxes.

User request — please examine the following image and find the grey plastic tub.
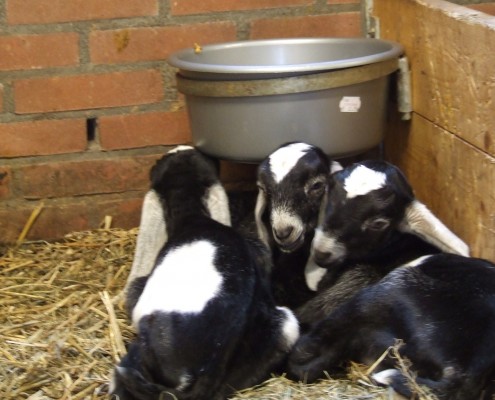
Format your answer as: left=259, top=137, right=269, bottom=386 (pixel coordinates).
left=168, top=38, right=403, bottom=162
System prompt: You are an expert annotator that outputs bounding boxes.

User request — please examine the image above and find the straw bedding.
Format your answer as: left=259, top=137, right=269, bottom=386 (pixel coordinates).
left=0, top=228, right=438, bottom=400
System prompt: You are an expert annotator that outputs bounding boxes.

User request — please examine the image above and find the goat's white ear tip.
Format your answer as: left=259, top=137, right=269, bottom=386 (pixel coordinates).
left=330, top=161, right=343, bottom=174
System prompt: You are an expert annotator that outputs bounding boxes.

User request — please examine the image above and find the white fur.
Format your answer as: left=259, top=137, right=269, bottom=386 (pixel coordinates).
left=255, top=190, right=271, bottom=248
left=203, top=183, right=232, bottom=227
left=168, top=145, right=194, bottom=154
left=124, top=190, right=167, bottom=293
left=276, top=306, right=300, bottom=349
left=400, top=201, right=470, bottom=256
left=268, top=143, right=312, bottom=183
left=403, top=255, right=433, bottom=268
left=132, top=240, right=223, bottom=327
left=372, top=368, right=401, bottom=385
left=330, top=160, right=343, bottom=173
left=304, top=256, right=328, bottom=291
left=271, top=209, right=304, bottom=244
left=312, top=229, right=347, bottom=261
left=344, top=165, right=387, bottom=199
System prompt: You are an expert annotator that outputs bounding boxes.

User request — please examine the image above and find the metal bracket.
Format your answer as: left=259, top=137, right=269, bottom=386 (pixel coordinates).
left=397, top=56, right=413, bottom=120
left=362, top=0, right=412, bottom=120
left=361, top=0, right=380, bottom=38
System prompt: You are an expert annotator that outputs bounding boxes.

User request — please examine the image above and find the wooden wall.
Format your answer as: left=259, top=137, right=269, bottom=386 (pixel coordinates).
left=373, top=0, right=495, bottom=260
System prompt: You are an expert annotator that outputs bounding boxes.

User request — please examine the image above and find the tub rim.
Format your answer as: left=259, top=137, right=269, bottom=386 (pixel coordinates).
left=167, top=37, right=404, bottom=75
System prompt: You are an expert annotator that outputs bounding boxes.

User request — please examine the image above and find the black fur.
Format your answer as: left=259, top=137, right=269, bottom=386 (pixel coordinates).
left=296, top=160, right=443, bottom=325
left=256, top=142, right=331, bottom=309
left=112, top=148, right=298, bottom=400
left=289, top=254, right=495, bottom=400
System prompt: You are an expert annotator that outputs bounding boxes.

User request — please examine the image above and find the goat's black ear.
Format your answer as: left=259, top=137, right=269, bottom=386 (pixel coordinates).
left=382, top=162, right=415, bottom=201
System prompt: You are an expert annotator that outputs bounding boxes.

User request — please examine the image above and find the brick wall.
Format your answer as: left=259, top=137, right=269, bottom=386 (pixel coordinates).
left=0, top=0, right=361, bottom=243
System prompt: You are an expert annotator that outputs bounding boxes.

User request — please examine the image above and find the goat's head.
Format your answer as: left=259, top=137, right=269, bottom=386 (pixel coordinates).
left=256, top=142, right=333, bottom=253
left=150, top=145, right=231, bottom=228
left=310, top=160, right=469, bottom=268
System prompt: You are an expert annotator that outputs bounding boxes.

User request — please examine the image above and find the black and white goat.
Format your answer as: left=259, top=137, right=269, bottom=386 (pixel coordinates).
left=122, top=145, right=231, bottom=296
left=111, top=146, right=299, bottom=400
left=289, top=252, right=495, bottom=399
left=296, top=159, right=469, bottom=325
left=255, top=142, right=341, bottom=309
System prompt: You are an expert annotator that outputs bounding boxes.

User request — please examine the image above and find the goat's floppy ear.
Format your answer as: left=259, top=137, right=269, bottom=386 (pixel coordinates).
left=399, top=200, right=470, bottom=256
left=203, top=182, right=232, bottom=227
left=124, top=190, right=168, bottom=294
left=330, top=160, right=343, bottom=174
left=255, top=188, right=271, bottom=248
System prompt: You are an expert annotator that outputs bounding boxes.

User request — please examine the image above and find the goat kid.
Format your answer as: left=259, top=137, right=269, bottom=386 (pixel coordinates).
left=255, top=142, right=341, bottom=309
left=122, top=145, right=231, bottom=296
left=297, top=160, right=469, bottom=325
left=111, top=146, right=299, bottom=400
left=289, top=253, right=495, bottom=400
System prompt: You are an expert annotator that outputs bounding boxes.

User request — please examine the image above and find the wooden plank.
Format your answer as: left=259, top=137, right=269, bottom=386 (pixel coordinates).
left=374, top=0, right=495, bottom=156
left=384, top=112, right=495, bottom=261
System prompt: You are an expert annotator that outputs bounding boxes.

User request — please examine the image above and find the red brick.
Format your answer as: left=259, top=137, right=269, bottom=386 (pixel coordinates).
left=99, top=111, right=191, bottom=150
left=0, top=167, right=12, bottom=200
left=15, top=155, right=162, bottom=199
left=0, top=33, right=79, bottom=71
left=14, top=69, right=163, bottom=113
left=0, top=119, right=87, bottom=157
left=7, top=0, right=158, bottom=25
left=250, top=13, right=362, bottom=39
left=0, top=196, right=143, bottom=243
left=171, top=0, right=312, bottom=15
left=90, top=23, right=237, bottom=64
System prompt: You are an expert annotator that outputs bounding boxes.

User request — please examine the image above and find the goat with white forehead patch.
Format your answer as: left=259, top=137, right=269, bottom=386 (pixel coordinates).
left=296, top=159, right=469, bottom=325
left=289, top=253, right=495, bottom=399
left=111, top=147, right=299, bottom=400
left=255, top=142, right=340, bottom=309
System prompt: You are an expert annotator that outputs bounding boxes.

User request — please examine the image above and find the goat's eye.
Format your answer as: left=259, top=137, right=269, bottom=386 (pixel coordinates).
left=307, top=181, right=325, bottom=196
left=363, top=218, right=390, bottom=232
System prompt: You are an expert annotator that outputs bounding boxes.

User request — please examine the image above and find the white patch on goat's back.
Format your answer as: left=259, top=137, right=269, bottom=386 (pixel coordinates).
left=132, top=240, right=223, bottom=327
left=268, top=143, right=312, bottom=183
left=204, top=183, right=231, bottom=227
left=344, top=165, right=387, bottom=199
left=168, top=145, right=194, bottom=154
left=276, top=306, right=300, bottom=349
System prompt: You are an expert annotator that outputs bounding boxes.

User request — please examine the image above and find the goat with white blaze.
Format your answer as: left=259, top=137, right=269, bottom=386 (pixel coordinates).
left=296, top=159, right=469, bottom=325
left=111, top=147, right=299, bottom=400
left=255, top=142, right=341, bottom=309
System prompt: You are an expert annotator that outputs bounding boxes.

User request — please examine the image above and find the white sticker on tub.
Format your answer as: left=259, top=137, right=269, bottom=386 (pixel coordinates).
left=339, top=96, right=361, bottom=112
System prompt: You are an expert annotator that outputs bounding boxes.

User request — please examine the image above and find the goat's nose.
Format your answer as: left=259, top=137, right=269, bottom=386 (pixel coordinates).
left=273, top=226, right=294, bottom=241
left=313, top=249, right=331, bottom=265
